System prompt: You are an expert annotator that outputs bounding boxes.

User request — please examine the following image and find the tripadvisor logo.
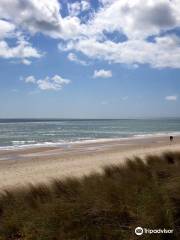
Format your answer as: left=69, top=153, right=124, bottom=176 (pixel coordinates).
left=135, top=227, right=173, bottom=236
left=135, top=227, right=143, bottom=236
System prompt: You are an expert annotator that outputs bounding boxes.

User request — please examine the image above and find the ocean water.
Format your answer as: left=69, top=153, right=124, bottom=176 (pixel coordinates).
left=0, top=119, right=180, bottom=149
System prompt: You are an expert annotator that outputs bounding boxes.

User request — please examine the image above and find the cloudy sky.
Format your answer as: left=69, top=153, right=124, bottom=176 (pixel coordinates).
left=0, top=0, right=180, bottom=118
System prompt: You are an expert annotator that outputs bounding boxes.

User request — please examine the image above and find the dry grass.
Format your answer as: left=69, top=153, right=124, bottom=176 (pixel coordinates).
left=1, top=152, right=180, bottom=239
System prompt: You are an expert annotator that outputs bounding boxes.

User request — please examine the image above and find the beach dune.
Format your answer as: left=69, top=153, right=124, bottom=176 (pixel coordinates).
left=0, top=136, right=180, bottom=191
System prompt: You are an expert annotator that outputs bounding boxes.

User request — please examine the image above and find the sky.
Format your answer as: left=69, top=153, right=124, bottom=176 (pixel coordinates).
left=0, top=0, right=180, bottom=118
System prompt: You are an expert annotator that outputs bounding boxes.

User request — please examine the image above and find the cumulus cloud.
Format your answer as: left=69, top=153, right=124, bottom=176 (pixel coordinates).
left=58, top=0, right=180, bottom=69
left=0, top=38, right=42, bottom=60
left=93, top=69, right=112, bottom=78
left=0, top=18, right=42, bottom=63
left=68, top=2, right=81, bottom=17
left=63, top=34, right=180, bottom=68
left=68, top=1, right=90, bottom=16
left=21, top=59, right=32, bottom=65
left=1, top=0, right=180, bottom=68
left=24, top=74, right=71, bottom=91
left=0, top=0, right=62, bottom=38
left=90, top=0, right=179, bottom=39
left=25, top=76, right=36, bottom=83
left=165, top=95, right=178, bottom=101
left=81, top=1, right=90, bottom=11
left=0, top=0, right=79, bottom=63
left=0, top=20, right=15, bottom=39
left=67, top=52, right=88, bottom=66
left=0, top=0, right=84, bottom=40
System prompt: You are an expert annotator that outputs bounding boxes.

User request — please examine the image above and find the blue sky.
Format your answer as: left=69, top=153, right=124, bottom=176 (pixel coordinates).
left=0, top=0, right=180, bottom=118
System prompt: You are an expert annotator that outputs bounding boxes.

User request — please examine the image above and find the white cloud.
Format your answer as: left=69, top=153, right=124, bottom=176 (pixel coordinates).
left=0, top=0, right=62, bottom=38
left=0, top=38, right=42, bottom=60
left=0, top=19, right=15, bottom=39
left=0, top=0, right=74, bottom=63
left=1, top=0, right=180, bottom=68
left=21, top=59, right=32, bottom=65
left=67, top=52, right=88, bottom=66
left=68, top=1, right=90, bottom=16
left=25, top=76, right=36, bottom=83
left=64, top=35, right=180, bottom=68
left=93, top=69, right=112, bottom=78
left=165, top=95, right=178, bottom=101
left=0, top=1, right=178, bottom=41
left=58, top=0, right=180, bottom=69
left=24, top=74, right=71, bottom=91
left=81, top=1, right=90, bottom=11
left=88, top=0, right=179, bottom=40
left=0, top=0, right=83, bottom=40
left=0, top=18, right=42, bottom=63
left=68, top=2, right=81, bottom=17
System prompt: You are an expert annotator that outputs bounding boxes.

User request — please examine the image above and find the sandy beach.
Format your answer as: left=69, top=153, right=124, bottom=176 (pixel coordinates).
left=0, top=135, right=180, bottom=191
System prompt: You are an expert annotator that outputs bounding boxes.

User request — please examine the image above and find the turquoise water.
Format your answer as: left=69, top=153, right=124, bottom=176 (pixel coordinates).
left=0, top=119, right=180, bottom=149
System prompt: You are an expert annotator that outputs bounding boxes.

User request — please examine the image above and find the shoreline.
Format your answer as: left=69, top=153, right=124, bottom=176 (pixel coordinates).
left=1, top=132, right=180, bottom=151
left=0, top=135, right=180, bottom=191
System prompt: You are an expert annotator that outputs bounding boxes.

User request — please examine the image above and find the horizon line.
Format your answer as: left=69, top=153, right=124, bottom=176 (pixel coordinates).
left=0, top=117, right=180, bottom=120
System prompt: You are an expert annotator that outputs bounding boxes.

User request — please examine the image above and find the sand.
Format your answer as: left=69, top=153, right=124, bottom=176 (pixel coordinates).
left=0, top=136, right=180, bottom=191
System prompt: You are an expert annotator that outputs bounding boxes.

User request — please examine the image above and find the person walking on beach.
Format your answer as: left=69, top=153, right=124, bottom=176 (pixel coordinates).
left=170, top=136, right=174, bottom=143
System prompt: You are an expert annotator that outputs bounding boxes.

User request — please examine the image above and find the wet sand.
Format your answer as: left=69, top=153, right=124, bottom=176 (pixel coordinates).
left=0, top=136, right=180, bottom=191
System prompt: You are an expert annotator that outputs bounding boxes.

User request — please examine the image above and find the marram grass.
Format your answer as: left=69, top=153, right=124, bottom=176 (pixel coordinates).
left=1, top=152, right=180, bottom=239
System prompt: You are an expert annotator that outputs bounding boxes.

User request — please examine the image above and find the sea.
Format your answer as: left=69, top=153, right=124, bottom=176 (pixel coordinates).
left=0, top=118, right=180, bottom=149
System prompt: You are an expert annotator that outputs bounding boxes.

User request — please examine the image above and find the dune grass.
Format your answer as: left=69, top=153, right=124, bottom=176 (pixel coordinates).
left=1, top=152, right=180, bottom=239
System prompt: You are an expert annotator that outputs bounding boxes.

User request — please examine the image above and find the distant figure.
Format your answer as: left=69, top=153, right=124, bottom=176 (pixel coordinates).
left=170, top=136, right=174, bottom=143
